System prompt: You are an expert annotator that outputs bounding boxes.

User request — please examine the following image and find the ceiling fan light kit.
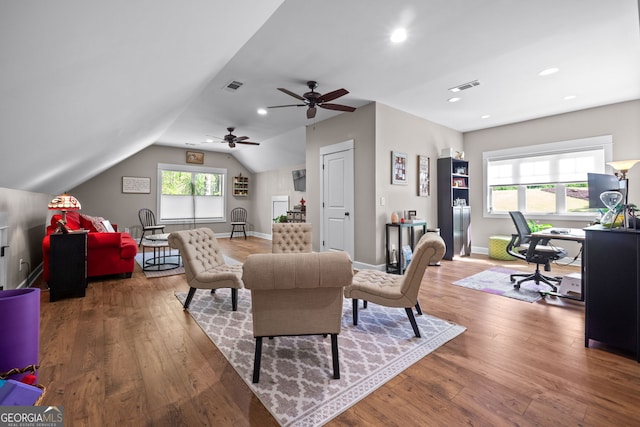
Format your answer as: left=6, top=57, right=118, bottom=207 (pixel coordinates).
left=269, top=80, right=356, bottom=119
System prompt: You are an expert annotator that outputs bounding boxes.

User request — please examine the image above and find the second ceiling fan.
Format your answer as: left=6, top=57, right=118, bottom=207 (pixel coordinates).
left=269, top=80, right=356, bottom=119
left=207, top=127, right=260, bottom=148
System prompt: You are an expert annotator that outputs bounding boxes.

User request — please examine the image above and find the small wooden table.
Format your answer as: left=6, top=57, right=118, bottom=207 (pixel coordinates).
left=141, top=233, right=181, bottom=271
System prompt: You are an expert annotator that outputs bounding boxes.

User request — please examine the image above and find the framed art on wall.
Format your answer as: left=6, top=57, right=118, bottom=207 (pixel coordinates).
left=418, top=155, right=430, bottom=196
left=122, top=176, right=151, bottom=194
left=392, top=151, right=408, bottom=185
left=186, top=151, right=204, bottom=164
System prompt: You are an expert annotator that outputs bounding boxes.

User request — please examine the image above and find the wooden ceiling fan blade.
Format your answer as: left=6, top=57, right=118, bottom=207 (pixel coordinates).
left=236, top=141, right=260, bottom=146
left=234, top=136, right=249, bottom=141
left=307, top=106, right=317, bottom=119
left=268, top=104, right=306, bottom=108
left=319, top=103, right=356, bottom=112
left=277, top=88, right=305, bottom=101
left=317, top=88, right=349, bottom=103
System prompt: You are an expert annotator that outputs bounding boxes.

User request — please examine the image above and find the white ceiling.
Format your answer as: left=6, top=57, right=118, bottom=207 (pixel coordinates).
left=1, top=0, right=639, bottom=193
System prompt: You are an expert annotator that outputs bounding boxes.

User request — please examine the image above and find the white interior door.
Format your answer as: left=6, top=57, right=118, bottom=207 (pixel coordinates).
left=321, top=142, right=354, bottom=258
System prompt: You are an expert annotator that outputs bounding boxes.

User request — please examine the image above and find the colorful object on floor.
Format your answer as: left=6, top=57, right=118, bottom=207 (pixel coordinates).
left=0, top=289, right=40, bottom=382
left=452, top=267, right=553, bottom=303
left=0, top=379, right=43, bottom=406
left=175, top=288, right=465, bottom=426
left=488, top=235, right=516, bottom=260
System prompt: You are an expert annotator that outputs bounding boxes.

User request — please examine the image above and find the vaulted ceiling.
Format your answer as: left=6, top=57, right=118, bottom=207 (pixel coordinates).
left=1, top=0, right=639, bottom=194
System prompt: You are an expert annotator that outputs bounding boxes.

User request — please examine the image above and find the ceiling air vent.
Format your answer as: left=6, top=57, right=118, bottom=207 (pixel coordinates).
left=449, top=80, right=480, bottom=93
left=223, top=80, right=244, bottom=92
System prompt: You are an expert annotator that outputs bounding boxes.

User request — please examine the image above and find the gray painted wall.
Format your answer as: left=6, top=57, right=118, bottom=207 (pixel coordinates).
left=464, top=99, right=640, bottom=255
left=305, top=102, right=463, bottom=267
left=0, top=187, right=51, bottom=289
left=69, top=145, right=253, bottom=239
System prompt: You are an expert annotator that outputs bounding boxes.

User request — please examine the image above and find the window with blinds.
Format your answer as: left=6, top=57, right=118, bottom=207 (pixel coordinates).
left=483, top=136, right=612, bottom=217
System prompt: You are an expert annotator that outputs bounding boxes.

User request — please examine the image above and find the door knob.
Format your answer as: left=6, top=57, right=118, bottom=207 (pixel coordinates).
left=344, top=212, right=350, bottom=216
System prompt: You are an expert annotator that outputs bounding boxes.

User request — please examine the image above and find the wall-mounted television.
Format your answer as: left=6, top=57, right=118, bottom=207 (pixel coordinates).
left=292, top=169, right=306, bottom=192
left=587, top=172, right=622, bottom=209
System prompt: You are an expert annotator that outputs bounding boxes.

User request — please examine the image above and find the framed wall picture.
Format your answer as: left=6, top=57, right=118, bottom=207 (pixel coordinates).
left=122, top=176, right=151, bottom=194
left=186, top=150, right=204, bottom=164
left=418, top=155, right=430, bottom=196
left=391, top=151, right=408, bottom=185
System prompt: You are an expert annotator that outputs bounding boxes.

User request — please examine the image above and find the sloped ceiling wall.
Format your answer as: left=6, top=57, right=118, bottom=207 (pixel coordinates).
left=0, top=0, right=283, bottom=194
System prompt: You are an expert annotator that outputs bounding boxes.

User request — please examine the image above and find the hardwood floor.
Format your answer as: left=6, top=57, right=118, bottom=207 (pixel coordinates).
left=35, top=237, right=640, bottom=426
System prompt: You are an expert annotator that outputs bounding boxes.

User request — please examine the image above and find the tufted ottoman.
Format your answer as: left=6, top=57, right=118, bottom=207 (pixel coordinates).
left=488, top=235, right=516, bottom=260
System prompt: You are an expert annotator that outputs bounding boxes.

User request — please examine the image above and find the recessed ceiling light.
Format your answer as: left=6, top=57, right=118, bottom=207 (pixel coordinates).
left=564, top=95, right=577, bottom=100
left=205, top=138, right=214, bottom=143
left=448, top=97, right=461, bottom=103
left=257, top=108, right=267, bottom=115
left=538, top=67, right=559, bottom=76
left=390, top=28, right=407, bottom=43
left=481, top=114, right=491, bottom=119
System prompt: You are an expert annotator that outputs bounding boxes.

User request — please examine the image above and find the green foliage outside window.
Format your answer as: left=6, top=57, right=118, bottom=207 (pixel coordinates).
left=161, top=171, right=222, bottom=196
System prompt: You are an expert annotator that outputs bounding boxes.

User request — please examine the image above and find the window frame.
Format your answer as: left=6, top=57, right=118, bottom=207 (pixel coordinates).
left=482, top=135, right=613, bottom=221
left=157, top=163, right=227, bottom=224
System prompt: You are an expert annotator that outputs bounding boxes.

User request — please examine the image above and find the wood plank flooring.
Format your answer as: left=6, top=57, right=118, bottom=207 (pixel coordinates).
left=34, top=237, right=640, bottom=426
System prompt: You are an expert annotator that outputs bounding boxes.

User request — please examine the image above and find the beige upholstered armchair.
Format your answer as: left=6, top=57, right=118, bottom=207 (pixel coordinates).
left=242, top=251, right=353, bottom=383
left=168, top=228, right=243, bottom=311
left=344, top=233, right=445, bottom=338
left=271, top=222, right=312, bottom=253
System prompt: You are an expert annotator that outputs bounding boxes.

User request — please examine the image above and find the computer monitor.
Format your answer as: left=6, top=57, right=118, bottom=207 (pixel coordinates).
left=587, top=172, right=622, bottom=209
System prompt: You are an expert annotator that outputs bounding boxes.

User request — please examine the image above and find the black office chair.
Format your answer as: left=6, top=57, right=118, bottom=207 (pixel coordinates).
left=506, top=211, right=568, bottom=291
left=229, top=207, right=247, bottom=240
left=138, top=208, right=165, bottom=246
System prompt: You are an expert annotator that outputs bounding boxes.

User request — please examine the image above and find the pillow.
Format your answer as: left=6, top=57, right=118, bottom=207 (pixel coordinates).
left=80, top=214, right=107, bottom=232
left=101, top=220, right=116, bottom=233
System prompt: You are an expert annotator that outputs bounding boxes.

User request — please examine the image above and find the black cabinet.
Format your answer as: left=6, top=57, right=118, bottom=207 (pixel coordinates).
left=437, top=157, right=470, bottom=260
left=49, top=232, right=87, bottom=302
left=584, top=226, right=640, bottom=361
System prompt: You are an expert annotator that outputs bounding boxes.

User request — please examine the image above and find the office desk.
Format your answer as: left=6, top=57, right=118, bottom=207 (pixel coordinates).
left=529, top=228, right=585, bottom=301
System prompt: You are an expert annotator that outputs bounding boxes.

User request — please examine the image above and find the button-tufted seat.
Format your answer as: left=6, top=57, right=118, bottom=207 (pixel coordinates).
left=168, top=228, right=243, bottom=311
left=344, top=233, right=446, bottom=338
left=271, top=222, right=312, bottom=253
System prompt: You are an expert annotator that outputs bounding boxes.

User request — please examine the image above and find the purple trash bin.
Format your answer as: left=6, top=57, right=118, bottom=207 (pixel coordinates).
left=0, top=288, right=40, bottom=381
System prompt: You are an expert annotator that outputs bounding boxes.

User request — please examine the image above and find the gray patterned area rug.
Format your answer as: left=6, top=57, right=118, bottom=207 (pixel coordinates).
left=452, top=266, right=554, bottom=303
left=175, top=289, right=465, bottom=426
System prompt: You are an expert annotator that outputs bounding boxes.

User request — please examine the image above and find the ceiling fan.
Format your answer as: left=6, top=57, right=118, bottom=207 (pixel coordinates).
left=206, top=127, right=260, bottom=148
left=268, top=80, right=356, bottom=119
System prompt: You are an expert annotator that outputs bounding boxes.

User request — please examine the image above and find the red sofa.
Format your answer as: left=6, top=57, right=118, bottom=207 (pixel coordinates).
left=42, top=211, right=138, bottom=282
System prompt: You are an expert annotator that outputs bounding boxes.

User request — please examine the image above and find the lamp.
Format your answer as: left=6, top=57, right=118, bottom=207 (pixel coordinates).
left=607, top=159, right=640, bottom=180
left=48, top=193, right=81, bottom=223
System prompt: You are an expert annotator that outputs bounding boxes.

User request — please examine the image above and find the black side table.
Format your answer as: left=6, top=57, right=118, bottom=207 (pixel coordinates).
left=49, top=231, right=87, bottom=301
left=385, top=222, right=427, bottom=274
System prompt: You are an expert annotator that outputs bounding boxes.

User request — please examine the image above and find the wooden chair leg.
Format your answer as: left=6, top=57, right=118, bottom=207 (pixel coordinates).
left=252, top=337, right=263, bottom=383
left=415, top=301, right=423, bottom=315
left=405, top=307, right=421, bottom=338
left=352, top=298, right=359, bottom=325
left=183, top=287, right=197, bottom=309
left=363, top=300, right=368, bottom=309
left=231, top=288, right=238, bottom=311
left=243, top=225, right=247, bottom=239
left=331, top=333, right=340, bottom=379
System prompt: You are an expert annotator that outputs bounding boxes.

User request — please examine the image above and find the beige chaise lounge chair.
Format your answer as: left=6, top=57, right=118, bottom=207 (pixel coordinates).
left=242, top=251, right=353, bottom=383
left=271, top=222, right=312, bottom=253
left=168, top=228, right=243, bottom=311
left=344, top=233, right=445, bottom=338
